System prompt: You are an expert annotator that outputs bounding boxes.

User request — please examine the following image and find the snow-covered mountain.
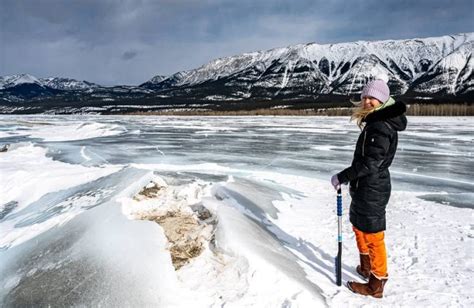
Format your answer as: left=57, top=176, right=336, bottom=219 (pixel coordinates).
left=0, top=74, right=64, bottom=101
left=0, top=33, right=472, bottom=113
left=0, top=74, right=43, bottom=90
left=142, top=32, right=473, bottom=100
left=39, top=77, right=100, bottom=90
left=0, top=74, right=98, bottom=102
left=141, top=75, right=167, bottom=87
left=0, top=74, right=100, bottom=91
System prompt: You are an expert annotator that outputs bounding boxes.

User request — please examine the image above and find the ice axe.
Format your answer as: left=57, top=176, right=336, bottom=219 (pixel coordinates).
left=335, top=187, right=342, bottom=286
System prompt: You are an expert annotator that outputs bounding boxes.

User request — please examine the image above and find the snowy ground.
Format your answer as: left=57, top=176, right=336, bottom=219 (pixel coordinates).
left=0, top=115, right=472, bottom=307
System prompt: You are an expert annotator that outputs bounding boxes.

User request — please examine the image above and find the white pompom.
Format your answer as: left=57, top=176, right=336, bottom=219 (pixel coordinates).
left=375, top=74, right=389, bottom=83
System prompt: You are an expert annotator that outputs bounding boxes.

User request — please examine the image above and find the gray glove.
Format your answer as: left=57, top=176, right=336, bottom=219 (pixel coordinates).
left=331, top=174, right=340, bottom=190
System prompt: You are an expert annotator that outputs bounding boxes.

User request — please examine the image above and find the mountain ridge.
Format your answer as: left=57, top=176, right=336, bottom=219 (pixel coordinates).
left=141, top=32, right=472, bottom=99
left=1, top=32, right=472, bottom=114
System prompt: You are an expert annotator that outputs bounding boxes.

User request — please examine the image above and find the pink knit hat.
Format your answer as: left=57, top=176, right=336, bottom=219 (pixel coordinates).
left=360, top=79, right=390, bottom=103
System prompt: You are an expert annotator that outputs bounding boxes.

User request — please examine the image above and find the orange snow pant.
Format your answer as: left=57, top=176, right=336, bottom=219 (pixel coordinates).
left=352, top=225, right=388, bottom=278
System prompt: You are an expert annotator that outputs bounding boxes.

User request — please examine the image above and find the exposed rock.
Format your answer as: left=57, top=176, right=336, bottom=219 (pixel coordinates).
left=133, top=182, right=163, bottom=200
left=150, top=208, right=216, bottom=270
left=129, top=179, right=216, bottom=270
left=153, top=211, right=205, bottom=269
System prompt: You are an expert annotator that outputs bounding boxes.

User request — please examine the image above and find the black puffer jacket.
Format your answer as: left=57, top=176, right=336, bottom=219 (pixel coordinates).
left=337, top=100, right=407, bottom=233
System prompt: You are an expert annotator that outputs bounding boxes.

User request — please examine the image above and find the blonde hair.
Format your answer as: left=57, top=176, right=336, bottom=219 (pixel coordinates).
left=351, top=104, right=376, bottom=129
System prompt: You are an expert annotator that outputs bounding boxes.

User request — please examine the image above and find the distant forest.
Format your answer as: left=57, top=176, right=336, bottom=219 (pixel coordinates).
left=124, top=103, right=473, bottom=116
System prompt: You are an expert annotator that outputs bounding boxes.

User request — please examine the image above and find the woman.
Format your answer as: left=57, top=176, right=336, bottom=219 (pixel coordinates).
left=331, top=78, right=407, bottom=298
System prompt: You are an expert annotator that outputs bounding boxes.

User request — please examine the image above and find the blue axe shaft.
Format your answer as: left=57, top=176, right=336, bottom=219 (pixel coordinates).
left=336, top=188, right=342, bottom=286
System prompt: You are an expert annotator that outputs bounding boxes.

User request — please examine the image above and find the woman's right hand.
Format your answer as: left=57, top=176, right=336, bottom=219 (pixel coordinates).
left=331, top=174, right=341, bottom=190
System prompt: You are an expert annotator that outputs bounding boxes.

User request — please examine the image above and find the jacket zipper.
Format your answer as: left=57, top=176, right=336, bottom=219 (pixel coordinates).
left=356, top=129, right=368, bottom=190
left=362, top=129, right=367, bottom=157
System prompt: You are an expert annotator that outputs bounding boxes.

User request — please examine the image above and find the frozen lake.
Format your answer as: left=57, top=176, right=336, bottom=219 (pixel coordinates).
left=0, top=115, right=473, bottom=307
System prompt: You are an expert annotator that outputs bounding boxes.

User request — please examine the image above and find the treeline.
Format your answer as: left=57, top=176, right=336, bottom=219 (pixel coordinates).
left=405, top=103, right=473, bottom=116
left=125, top=103, right=473, bottom=116
left=318, top=103, right=474, bottom=116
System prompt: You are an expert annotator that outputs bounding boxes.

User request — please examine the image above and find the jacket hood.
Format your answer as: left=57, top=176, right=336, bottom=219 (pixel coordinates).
left=364, top=100, right=407, bottom=131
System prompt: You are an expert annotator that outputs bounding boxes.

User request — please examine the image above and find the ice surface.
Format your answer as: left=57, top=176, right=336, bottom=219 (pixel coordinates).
left=0, top=143, right=122, bottom=215
left=0, top=115, right=472, bottom=307
left=29, top=121, right=127, bottom=141
left=0, top=168, right=183, bottom=306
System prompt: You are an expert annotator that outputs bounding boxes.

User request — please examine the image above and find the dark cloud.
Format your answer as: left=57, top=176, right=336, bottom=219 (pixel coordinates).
left=122, top=50, right=138, bottom=61
left=0, top=0, right=472, bottom=85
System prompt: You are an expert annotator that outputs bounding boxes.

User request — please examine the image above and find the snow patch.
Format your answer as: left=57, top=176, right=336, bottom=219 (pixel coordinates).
left=26, top=121, right=126, bottom=141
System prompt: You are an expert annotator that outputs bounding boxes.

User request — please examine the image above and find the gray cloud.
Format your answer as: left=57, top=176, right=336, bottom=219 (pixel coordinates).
left=0, top=0, right=472, bottom=85
left=122, top=50, right=138, bottom=61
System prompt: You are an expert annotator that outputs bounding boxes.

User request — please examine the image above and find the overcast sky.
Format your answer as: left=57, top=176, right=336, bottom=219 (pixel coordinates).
left=1, top=0, right=472, bottom=85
